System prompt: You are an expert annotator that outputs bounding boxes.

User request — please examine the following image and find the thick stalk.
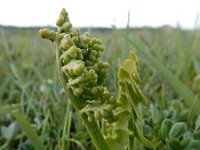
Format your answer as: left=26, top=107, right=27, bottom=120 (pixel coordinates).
left=80, top=113, right=110, bottom=150
left=128, top=105, right=136, bottom=150
left=128, top=119, right=134, bottom=150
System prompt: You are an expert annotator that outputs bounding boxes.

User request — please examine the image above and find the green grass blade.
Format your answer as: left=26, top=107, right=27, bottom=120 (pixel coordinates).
left=0, top=104, right=19, bottom=114
left=12, top=110, right=46, bottom=150
left=126, top=37, right=200, bottom=114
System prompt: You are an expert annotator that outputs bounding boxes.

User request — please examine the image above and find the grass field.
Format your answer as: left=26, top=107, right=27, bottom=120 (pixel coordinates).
left=0, top=25, right=200, bottom=149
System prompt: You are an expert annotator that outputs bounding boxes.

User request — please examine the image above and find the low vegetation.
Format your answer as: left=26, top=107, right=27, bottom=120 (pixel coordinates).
left=0, top=8, right=200, bottom=150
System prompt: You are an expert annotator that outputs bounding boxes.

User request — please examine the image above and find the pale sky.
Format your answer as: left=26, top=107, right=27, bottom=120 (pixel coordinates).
left=0, top=0, right=200, bottom=29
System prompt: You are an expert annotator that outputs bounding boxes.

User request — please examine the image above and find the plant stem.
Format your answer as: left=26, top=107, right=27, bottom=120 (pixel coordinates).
left=128, top=119, right=134, bottom=150
left=80, top=113, right=110, bottom=150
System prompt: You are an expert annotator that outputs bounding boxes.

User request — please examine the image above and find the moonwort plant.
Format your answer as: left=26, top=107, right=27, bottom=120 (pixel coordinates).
left=39, top=8, right=200, bottom=150
left=39, top=8, right=152, bottom=150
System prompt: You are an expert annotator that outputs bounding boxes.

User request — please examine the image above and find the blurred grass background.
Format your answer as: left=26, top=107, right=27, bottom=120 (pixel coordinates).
left=0, top=25, right=200, bottom=149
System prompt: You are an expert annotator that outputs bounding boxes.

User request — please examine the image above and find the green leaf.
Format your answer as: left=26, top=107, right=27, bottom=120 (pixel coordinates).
left=118, top=68, right=148, bottom=106
left=149, top=104, right=163, bottom=124
left=1, top=121, right=20, bottom=139
left=126, top=37, right=200, bottom=114
left=106, top=129, right=129, bottom=150
left=118, top=67, right=133, bottom=84
left=178, top=110, right=190, bottom=122
left=169, top=122, right=187, bottom=139
left=125, top=82, right=148, bottom=106
left=188, top=140, right=200, bottom=149
left=123, top=59, right=141, bottom=83
left=168, top=138, right=181, bottom=149
left=193, top=131, right=200, bottom=140
left=180, top=138, right=191, bottom=149
left=106, top=111, right=129, bottom=150
left=129, top=50, right=139, bottom=65
left=160, top=119, right=173, bottom=140
left=12, top=110, right=46, bottom=150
